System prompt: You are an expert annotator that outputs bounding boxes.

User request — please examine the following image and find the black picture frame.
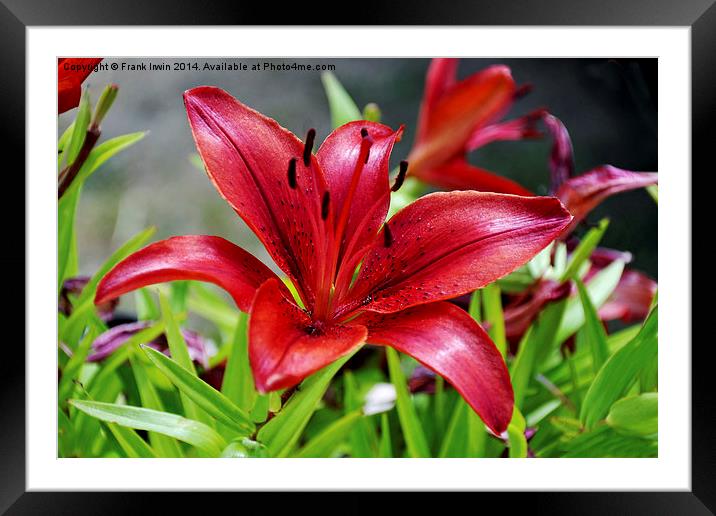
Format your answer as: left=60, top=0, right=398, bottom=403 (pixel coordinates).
left=2, top=0, right=705, bottom=513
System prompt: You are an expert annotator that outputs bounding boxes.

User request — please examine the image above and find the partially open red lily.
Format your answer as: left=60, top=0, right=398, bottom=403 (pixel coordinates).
left=95, top=87, right=572, bottom=433
left=407, top=58, right=539, bottom=195
left=58, top=58, right=102, bottom=114
left=542, top=113, right=658, bottom=233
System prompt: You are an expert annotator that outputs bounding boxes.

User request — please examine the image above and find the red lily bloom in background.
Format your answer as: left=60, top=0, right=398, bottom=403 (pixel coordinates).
left=501, top=115, right=658, bottom=345
left=406, top=58, right=540, bottom=195
left=95, top=87, right=572, bottom=433
left=58, top=58, right=102, bottom=114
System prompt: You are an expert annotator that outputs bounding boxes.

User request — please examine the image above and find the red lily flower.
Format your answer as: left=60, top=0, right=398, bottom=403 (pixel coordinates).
left=95, top=86, right=572, bottom=433
left=58, top=58, right=102, bottom=114
left=407, top=58, right=539, bottom=195
left=543, top=113, right=658, bottom=233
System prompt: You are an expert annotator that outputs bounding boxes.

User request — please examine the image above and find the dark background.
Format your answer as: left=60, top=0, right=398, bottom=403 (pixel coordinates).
left=59, top=58, right=658, bottom=278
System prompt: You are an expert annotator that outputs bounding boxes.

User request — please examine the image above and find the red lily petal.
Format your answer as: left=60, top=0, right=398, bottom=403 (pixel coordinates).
left=503, top=280, right=572, bottom=346
left=409, top=66, right=516, bottom=178
left=249, top=279, right=367, bottom=392
left=340, top=191, right=572, bottom=315
left=416, top=58, right=459, bottom=140
left=357, top=302, right=514, bottom=434
left=58, top=58, right=102, bottom=113
left=413, top=157, right=533, bottom=195
left=95, top=235, right=285, bottom=313
left=316, top=121, right=403, bottom=265
left=542, top=113, right=575, bottom=190
left=598, top=269, right=657, bottom=323
left=465, top=110, right=544, bottom=151
left=184, top=86, right=328, bottom=308
left=556, top=165, right=658, bottom=228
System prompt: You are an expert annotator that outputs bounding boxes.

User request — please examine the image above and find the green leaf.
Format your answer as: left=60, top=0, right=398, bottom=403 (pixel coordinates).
left=646, top=185, right=658, bottom=203
left=580, top=308, right=658, bottom=428
left=58, top=326, right=98, bottom=403
left=555, top=259, right=625, bottom=344
left=379, top=413, right=393, bottom=458
left=560, top=218, right=609, bottom=282
left=258, top=350, right=357, bottom=457
left=482, top=283, right=506, bottom=357
left=575, top=278, right=610, bottom=372
left=507, top=407, right=528, bottom=458
left=386, top=347, right=430, bottom=458
left=159, top=292, right=195, bottom=374
left=294, top=410, right=363, bottom=458
left=321, top=72, right=362, bottom=128
left=69, top=400, right=226, bottom=456
left=343, top=371, right=377, bottom=457
left=438, top=400, right=486, bottom=458
left=143, top=346, right=254, bottom=435
left=468, top=290, right=482, bottom=322
left=220, top=438, right=267, bottom=458
left=65, top=89, right=92, bottom=166
left=221, top=312, right=256, bottom=413
left=187, top=283, right=239, bottom=335
left=58, top=188, right=80, bottom=292
left=510, top=298, right=568, bottom=408
left=58, top=121, right=75, bottom=168
left=135, top=289, right=160, bottom=320
left=62, top=131, right=146, bottom=199
left=607, top=393, right=658, bottom=437
left=104, top=422, right=157, bottom=458
left=558, top=425, right=657, bottom=458
left=129, top=353, right=184, bottom=457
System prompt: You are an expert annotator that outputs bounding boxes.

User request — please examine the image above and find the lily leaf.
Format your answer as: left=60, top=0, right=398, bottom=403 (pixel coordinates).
left=69, top=399, right=226, bottom=456
left=606, top=393, right=658, bottom=437
left=65, top=89, right=91, bottom=166
left=580, top=308, right=658, bottom=428
left=143, top=345, right=254, bottom=435
left=482, top=283, right=506, bottom=357
left=555, top=259, right=625, bottom=344
left=321, top=72, right=362, bottom=129
left=575, top=278, right=610, bottom=372
left=293, top=410, right=363, bottom=458
left=386, top=347, right=430, bottom=458
left=129, top=352, right=185, bottom=457
left=257, top=350, right=357, bottom=457
left=221, top=312, right=256, bottom=413
left=560, top=218, right=609, bottom=282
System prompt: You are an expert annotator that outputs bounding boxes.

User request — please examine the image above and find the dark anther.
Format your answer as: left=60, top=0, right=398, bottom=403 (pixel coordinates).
left=303, top=128, right=316, bottom=166
left=391, top=160, right=409, bottom=192
left=287, top=158, right=297, bottom=189
left=360, top=127, right=369, bottom=138
left=383, top=223, right=393, bottom=247
left=321, top=191, right=330, bottom=220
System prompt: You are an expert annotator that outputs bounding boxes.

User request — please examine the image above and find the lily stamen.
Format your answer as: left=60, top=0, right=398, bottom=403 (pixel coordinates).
left=391, top=160, right=409, bottom=192
left=303, top=128, right=316, bottom=166
left=287, top=157, right=297, bottom=189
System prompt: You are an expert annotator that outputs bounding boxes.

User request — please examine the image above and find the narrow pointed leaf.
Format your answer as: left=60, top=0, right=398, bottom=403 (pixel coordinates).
left=69, top=400, right=226, bottom=456
left=576, top=279, right=610, bottom=372
left=221, top=311, right=256, bottom=412
left=386, top=347, right=430, bottom=458
left=560, top=218, right=609, bottom=282
left=606, top=393, right=658, bottom=437
left=293, top=410, right=363, bottom=458
left=580, top=308, right=658, bottom=428
left=257, top=350, right=357, bottom=457
left=321, top=72, right=362, bottom=128
left=143, top=346, right=254, bottom=435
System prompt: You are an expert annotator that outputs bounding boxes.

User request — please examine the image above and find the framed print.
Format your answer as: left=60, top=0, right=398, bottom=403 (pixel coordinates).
left=2, top=0, right=708, bottom=513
